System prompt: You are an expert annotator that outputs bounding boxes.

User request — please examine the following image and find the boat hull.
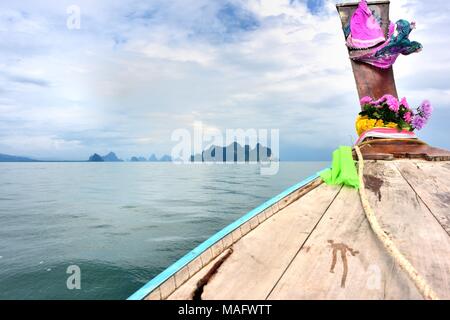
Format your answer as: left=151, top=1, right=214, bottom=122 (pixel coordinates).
left=130, top=155, right=450, bottom=300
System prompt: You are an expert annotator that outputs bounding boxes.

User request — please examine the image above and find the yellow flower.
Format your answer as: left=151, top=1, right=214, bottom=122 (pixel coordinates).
left=355, top=116, right=393, bottom=135
left=376, top=119, right=384, bottom=127
left=386, top=122, right=398, bottom=129
left=368, top=119, right=377, bottom=127
left=355, top=116, right=365, bottom=135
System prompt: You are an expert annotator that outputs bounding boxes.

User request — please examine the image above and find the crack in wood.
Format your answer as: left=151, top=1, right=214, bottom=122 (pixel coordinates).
left=192, top=248, right=234, bottom=300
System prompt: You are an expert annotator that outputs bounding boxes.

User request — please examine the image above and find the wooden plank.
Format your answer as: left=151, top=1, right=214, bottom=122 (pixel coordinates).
left=159, top=276, right=176, bottom=300
left=363, top=161, right=450, bottom=299
left=167, top=250, right=233, bottom=300
left=356, top=141, right=450, bottom=161
left=196, top=184, right=341, bottom=300
left=145, top=288, right=161, bottom=300
left=211, top=240, right=225, bottom=259
left=268, top=184, right=420, bottom=300
left=278, top=179, right=323, bottom=210
left=174, top=266, right=190, bottom=288
left=395, top=161, right=450, bottom=236
left=199, top=248, right=214, bottom=266
left=270, top=161, right=450, bottom=300
left=186, top=255, right=203, bottom=276
left=131, top=174, right=325, bottom=300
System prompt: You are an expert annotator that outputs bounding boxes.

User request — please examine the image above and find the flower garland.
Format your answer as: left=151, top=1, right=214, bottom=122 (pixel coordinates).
left=356, top=95, right=432, bottom=136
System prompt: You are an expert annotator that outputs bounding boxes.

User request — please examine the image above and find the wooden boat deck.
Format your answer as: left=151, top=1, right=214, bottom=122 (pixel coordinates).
left=142, top=159, right=450, bottom=300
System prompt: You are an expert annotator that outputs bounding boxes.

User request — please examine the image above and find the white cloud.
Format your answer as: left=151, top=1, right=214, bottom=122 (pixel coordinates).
left=0, top=135, right=83, bottom=157
left=0, top=0, right=449, bottom=159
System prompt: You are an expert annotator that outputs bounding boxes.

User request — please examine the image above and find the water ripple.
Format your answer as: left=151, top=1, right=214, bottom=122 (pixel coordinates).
left=0, top=161, right=326, bottom=299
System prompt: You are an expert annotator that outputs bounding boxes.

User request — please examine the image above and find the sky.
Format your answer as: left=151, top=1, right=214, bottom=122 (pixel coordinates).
left=0, top=0, right=449, bottom=160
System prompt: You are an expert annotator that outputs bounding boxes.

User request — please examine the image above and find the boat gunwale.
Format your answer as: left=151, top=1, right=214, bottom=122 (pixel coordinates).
left=127, top=168, right=328, bottom=300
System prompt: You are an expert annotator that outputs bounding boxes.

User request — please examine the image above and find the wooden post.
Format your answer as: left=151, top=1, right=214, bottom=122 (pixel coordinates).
left=336, top=1, right=398, bottom=106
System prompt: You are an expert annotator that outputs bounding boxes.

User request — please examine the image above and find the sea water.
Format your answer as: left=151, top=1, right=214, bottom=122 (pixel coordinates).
left=0, top=162, right=327, bottom=299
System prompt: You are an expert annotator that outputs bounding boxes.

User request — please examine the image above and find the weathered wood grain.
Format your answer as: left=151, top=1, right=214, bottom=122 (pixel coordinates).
left=168, top=184, right=340, bottom=300
left=267, top=184, right=420, bottom=300
left=198, top=184, right=341, bottom=300
left=167, top=250, right=233, bottom=300
left=145, top=288, right=161, bottom=300
left=394, top=161, right=450, bottom=236
left=356, top=140, right=450, bottom=161
left=269, top=161, right=450, bottom=300
left=151, top=159, right=450, bottom=300
left=363, top=161, right=450, bottom=299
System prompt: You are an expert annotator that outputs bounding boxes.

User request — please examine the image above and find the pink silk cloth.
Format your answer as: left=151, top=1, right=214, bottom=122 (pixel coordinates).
left=355, top=128, right=417, bottom=146
left=346, top=0, right=386, bottom=49
left=351, top=22, right=397, bottom=69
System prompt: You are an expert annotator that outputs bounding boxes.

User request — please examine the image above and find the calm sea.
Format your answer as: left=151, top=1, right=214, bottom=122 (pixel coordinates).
left=0, top=162, right=327, bottom=300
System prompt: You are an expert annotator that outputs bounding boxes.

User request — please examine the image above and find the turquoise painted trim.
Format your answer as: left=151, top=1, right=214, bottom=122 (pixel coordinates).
left=127, top=169, right=327, bottom=300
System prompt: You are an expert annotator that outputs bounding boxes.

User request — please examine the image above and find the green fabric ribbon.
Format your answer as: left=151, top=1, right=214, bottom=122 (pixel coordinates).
left=320, top=146, right=360, bottom=189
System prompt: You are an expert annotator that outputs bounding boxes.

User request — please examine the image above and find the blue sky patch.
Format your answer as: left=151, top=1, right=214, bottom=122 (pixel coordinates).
left=216, top=3, right=260, bottom=34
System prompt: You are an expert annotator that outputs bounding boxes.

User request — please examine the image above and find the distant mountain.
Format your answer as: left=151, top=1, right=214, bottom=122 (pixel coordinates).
left=0, top=153, right=38, bottom=162
left=88, top=152, right=123, bottom=162
left=88, top=153, right=104, bottom=162
left=159, top=155, right=172, bottom=162
left=129, top=154, right=171, bottom=162
left=102, top=152, right=123, bottom=162
left=190, top=142, right=272, bottom=162
left=130, top=156, right=147, bottom=162
left=86, top=151, right=173, bottom=162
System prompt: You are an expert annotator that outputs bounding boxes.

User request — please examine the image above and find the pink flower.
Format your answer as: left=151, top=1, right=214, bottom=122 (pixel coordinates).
left=385, top=95, right=400, bottom=113
left=404, top=112, right=412, bottom=123
left=373, top=95, right=387, bottom=105
left=400, top=97, right=410, bottom=110
left=360, top=96, right=373, bottom=105
left=370, top=95, right=387, bottom=108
